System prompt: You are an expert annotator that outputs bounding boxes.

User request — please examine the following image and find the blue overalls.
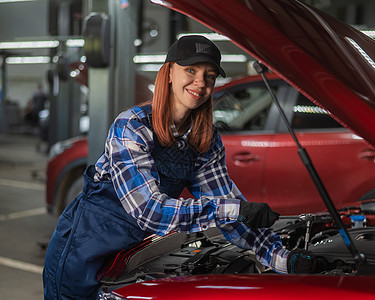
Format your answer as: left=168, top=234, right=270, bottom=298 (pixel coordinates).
left=43, top=105, right=202, bottom=299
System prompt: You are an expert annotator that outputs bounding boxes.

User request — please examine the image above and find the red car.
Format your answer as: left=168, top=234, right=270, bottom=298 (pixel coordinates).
left=94, top=0, right=375, bottom=299
left=46, top=135, right=88, bottom=214
left=46, top=72, right=375, bottom=215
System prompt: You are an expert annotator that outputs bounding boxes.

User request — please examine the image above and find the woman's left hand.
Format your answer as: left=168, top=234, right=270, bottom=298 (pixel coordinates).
left=237, top=201, right=280, bottom=228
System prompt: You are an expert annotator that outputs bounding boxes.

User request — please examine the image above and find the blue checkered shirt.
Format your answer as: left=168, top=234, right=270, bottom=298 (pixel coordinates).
left=95, top=106, right=289, bottom=273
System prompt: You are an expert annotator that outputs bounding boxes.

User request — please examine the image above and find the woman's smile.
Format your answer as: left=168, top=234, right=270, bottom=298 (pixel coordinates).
left=186, top=88, right=203, bottom=100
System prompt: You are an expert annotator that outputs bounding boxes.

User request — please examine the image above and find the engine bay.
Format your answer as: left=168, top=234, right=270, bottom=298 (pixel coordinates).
left=99, top=202, right=375, bottom=295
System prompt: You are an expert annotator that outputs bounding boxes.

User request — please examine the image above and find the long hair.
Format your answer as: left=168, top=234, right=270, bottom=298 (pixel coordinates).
left=152, top=62, right=213, bottom=153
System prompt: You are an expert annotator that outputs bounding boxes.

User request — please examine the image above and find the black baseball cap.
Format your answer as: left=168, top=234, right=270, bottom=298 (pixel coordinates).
left=165, top=35, right=226, bottom=78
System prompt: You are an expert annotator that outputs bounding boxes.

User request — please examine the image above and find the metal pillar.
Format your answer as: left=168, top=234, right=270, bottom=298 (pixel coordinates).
left=87, top=0, right=138, bottom=164
left=48, top=0, right=83, bottom=147
left=109, top=0, right=137, bottom=115
left=0, top=56, right=5, bottom=133
left=0, top=54, right=9, bottom=133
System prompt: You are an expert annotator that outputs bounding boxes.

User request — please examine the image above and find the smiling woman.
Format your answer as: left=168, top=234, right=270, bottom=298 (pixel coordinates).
left=42, top=34, right=313, bottom=300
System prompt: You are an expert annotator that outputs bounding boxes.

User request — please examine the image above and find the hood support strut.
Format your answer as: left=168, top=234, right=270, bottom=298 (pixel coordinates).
left=252, top=61, right=366, bottom=268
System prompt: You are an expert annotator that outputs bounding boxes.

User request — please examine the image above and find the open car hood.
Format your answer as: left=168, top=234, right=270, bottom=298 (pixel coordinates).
left=156, top=0, right=375, bottom=147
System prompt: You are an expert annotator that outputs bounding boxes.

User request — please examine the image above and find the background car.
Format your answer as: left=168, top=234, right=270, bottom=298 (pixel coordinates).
left=46, top=136, right=88, bottom=214
left=46, top=73, right=375, bottom=215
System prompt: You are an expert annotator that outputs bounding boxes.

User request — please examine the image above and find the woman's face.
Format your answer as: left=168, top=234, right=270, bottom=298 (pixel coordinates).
left=169, top=62, right=217, bottom=119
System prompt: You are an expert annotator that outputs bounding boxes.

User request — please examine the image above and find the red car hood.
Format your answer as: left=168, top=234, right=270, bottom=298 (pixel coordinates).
left=156, top=0, right=375, bottom=147
left=113, top=274, right=375, bottom=299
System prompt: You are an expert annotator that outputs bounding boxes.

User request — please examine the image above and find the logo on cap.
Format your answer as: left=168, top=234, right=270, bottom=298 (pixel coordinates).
left=195, top=43, right=212, bottom=55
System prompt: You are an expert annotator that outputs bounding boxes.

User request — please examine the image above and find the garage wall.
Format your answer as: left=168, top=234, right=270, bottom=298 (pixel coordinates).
left=0, top=0, right=48, bottom=40
left=0, top=0, right=49, bottom=111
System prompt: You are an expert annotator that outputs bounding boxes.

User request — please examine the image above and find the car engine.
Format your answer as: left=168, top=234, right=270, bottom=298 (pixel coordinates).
left=98, top=201, right=375, bottom=296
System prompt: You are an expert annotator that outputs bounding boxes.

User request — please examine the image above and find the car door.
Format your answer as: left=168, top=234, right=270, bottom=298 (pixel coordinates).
left=213, top=78, right=285, bottom=203
left=263, top=88, right=375, bottom=215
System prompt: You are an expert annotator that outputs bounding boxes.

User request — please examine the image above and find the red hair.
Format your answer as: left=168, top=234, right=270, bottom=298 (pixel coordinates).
left=151, top=62, right=213, bottom=153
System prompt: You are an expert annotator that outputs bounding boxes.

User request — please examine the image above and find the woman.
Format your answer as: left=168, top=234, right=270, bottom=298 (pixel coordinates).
left=43, top=35, right=317, bottom=300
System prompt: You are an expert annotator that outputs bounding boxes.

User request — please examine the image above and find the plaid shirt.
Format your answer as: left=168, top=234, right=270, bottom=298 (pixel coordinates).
left=95, top=105, right=289, bottom=274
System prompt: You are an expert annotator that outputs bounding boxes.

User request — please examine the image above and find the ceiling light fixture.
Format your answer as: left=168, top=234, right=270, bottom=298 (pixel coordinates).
left=133, top=55, right=166, bottom=63
left=0, top=0, right=36, bottom=3
left=133, top=54, right=247, bottom=64
left=66, top=39, right=85, bottom=47
left=177, top=32, right=230, bottom=41
left=0, top=39, right=84, bottom=49
left=0, top=40, right=59, bottom=49
left=6, top=56, right=50, bottom=64
left=136, top=64, right=163, bottom=72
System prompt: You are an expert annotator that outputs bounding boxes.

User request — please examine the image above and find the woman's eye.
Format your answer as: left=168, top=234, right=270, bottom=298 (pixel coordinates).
left=186, top=68, right=195, bottom=74
left=206, top=74, right=217, bottom=80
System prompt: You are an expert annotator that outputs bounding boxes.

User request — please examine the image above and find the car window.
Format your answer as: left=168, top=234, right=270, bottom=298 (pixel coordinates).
left=291, top=94, right=342, bottom=130
left=213, top=85, right=277, bottom=132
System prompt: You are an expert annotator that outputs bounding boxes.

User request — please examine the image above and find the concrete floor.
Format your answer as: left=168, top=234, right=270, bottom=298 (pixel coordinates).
left=0, top=133, right=58, bottom=299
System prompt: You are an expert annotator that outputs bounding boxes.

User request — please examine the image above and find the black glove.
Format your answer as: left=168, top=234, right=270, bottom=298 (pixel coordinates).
left=287, top=249, right=330, bottom=274
left=237, top=201, right=280, bottom=228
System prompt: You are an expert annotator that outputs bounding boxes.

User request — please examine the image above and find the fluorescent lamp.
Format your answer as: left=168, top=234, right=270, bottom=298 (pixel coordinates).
left=66, top=39, right=85, bottom=47
left=0, top=40, right=59, bottom=49
left=133, top=55, right=166, bottom=63
left=6, top=56, right=50, bottom=64
left=221, top=54, right=247, bottom=62
left=177, top=32, right=230, bottom=41
left=133, top=53, right=247, bottom=64
left=0, top=0, right=35, bottom=3
left=137, top=64, right=163, bottom=72
left=0, top=39, right=84, bottom=49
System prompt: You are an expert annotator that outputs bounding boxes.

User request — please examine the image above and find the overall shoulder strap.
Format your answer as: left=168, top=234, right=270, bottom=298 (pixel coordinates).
left=138, top=104, right=153, bottom=130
